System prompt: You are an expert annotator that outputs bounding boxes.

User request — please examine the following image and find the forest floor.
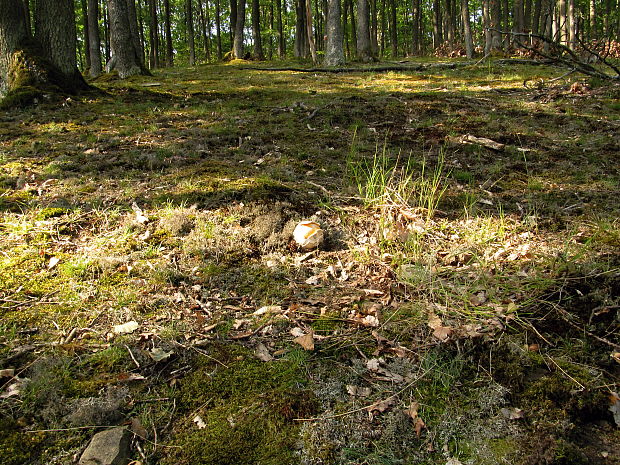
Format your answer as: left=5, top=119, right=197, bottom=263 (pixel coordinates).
left=0, top=58, right=619, bottom=465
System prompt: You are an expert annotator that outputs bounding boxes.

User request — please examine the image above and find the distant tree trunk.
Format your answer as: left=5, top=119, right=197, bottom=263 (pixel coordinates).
left=295, top=0, right=309, bottom=57
left=567, top=0, right=576, bottom=49
left=483, top=0, right=492, bottom=53
left=187, top=0, right=196, bottom=65
left=251, top=0, right=264, bottom=59
left=588, top=0, right=596, bottom=39
left=433, top=0, right=443, bottom=48
left=445, top=0, right=455, bottom=45
left=347, top=0, right=357, bottom=57
left=233, top=0, right=245, bottom=58
left=461, top=0, right=474, bottom=57
left=370, top=0, right=378, bottom=54
left=230, top=0, right=237, bottom=46
left=215, top=0, right=222, bottom=59
left=388, top=0, right=397, bottom=56
left=276, top=0, right=285, bottom=57
left=148, top=0, right=159, bottom=67
left=126, top=0, right=144, bottom=66
left=411, top=0, right=420, bottom=54
left=81, top=0, right=92, bottom=71
left=532, top=0, right=542, bottom=34
left=514, top=0, right=525, bottom=35
left=490, top=0, right=502, bottom=50
left=164, top=0, right=174, bottom=66
left=356, top=0, right=373, bottom=61
left=88, top=0, right=102, bottom=76
left=108, top=0, right=149, bottom=77
left=524, top=0, right=533, bottom=30
left=198, top=0, right=211, bottom=61
left=103, top=0, right=110, bottom=61
left=306, top=0, right=318, bottom=62
left=324, top=0, right=344, bottom=65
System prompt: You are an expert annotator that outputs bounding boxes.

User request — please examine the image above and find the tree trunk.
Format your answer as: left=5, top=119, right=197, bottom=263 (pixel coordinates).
left=567, top=0, right=575, bottom=49
left=532, top=0, right=542, bottom=34
left=148, top=0, right=159, bottom=67
left=370, top=0, right=378, bottom=54
left=187, top=0, right=196, bottom=65
left=514, top=0, right=525, bottom=34
left=388, top=0, right=397, bottom=56
left=348, top=0, right=357, bottom=57
left=411, top=0, right=420, bottom=54
left=483, top=0, right=492, bottom=53
left=276, top=0, right=284, bottom=57
left=306, top=0, right=318, bottom=62
left=88, top=0, right=102, bottom=76
left=198, top=0, right=211, bottom=61
left=108, top=0, right=148, bottom=77
left=233, top=0, right=245, bottom=58
left=126, top=0, right=144, bottom=66
left=324, top=0, right=344, bottom=65
left=230, top=0, right=237, bottom=46
left=461, top=0, right=473, bottom=57
left=356, top=0, right=373, bottom=61
left=215, top=0, right=222, bottom=59
left=433, top=0, right=443, bottom=48
left=490, top=0, right=502, bottom=50
left=589, top=0, right=596, bottom=39
left=295, top=0, right=308, bottom=57
left=252, top=0, right=264, bottom=59
left=81, top=0, right=92, bottom=71
left=1, top=0, right=88, bottom=105
left=164, top=0, right=174, bottom=65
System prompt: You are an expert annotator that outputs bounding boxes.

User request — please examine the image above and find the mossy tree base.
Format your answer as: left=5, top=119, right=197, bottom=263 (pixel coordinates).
left=0, top=41, right=90, bottom=109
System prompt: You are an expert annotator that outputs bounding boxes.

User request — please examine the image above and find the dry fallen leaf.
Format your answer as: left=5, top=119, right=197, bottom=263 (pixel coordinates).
left=611, top=352, right=620, bottom=364
left=130, top=417, right=148, bottom=438
left=432, top=326, right=453, bottom=341
left=500, top=407, right=525, bottom=420
left=253, top=305, right=282, bottom=316
left=414, top=417, right=426, bottom=437
left=346, top=385, right=372, bottom=397
left=255, top=343, right=274, bottom=362
left=48, top=257, right=60, bottom=270
left=149, top=347, right=173, bottom=362
left=193, top=415, right=206, bottom=429
left=0, top=369, right=15, bottom=378
left=366, top=397, right=395, bottom=419
left=404, top=401, right=420, bottom=421
left=293, top=331, right=315, bottom=351
left=609, top=392, right=620, bottom=427
left=113, top=321, right=139, bottom=334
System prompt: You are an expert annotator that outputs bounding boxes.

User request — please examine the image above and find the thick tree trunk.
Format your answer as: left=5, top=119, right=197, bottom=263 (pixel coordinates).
left=233, top=0, right=246, bottom=58
left=295, top=0, right=309, bottom=58
left=1, top=0, right=88, bottom=105
left=356, top=0, right=373, bottom=61
left=187, top=0, right=196, bottom=65
left=108, top=0, right=148, bottom=77
left=230, top=0, right=237, bottom=46
left=88, top=0, right=102, bottom=76
left=126, top=0, right=144, bottom=66
left=461, top=0, right=474, bottom=58
left=324, top=0, right=344, bottom=65
left=164, top=0, right=174, bottom=66
left=252, top=0, right=264, bottom=59
left=490, top=0, right=502, bottom=50
left=433, top=0, right=443, bottom=48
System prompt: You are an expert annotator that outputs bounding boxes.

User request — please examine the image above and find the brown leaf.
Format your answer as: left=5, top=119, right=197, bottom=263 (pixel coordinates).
left=403, top=401, right=420, bottom=421
left=293, top=330, right=315, bottom=351
left=414, top=417, right=426, bottom=438
left=255, top=343, right=274, bottom=362
left=346, top=385, right=372, bottom=397
left=130, top=417, right=148, bottom=439
left=432, top=326, right=453, bottom=341
left=366, top=397, right=395, bottom=416
left=500, top=407, right=525, bottom=420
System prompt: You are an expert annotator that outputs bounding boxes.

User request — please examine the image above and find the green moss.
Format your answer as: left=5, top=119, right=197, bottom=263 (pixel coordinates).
left=34, top=207, right=69, bottom=220
left=163, top=344, right=316, bottom=465
left=0, top=417, right=45, bottom=465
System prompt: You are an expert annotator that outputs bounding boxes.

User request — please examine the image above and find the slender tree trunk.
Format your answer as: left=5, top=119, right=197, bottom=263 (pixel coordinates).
left=148, top=0, right=159, bottom=67
left=524, top=0, right=533, bottom=30
left=233, top=0, right=245, bottom=58
left=214, top=0, right=222, bottom=59
left=347, top=0, right=357, bottom=57
left=411, top=0, right=420, bottom=54
left=252, top=0, right=264, bottom=59
left=305, top=0, right=318, bottom=61
left=324, top=0, right=344, bottom=65
left=230, top=0, right=237, bottom=46
left=88, top=0, right=102, bottom=76
left=567, top=0, right=575, bottom=49
left=433, top=0, right=443, bottom=48
left=103, top=0, right=110, bottom=61
left=163, top=0, right=173, bottom=65
left=388, top=0, right=397, bottom=56
left=514, top=0, right=525, bottom=35
left=483, top=0, right=492, bottom=53
left=276, top=0, right=284, bottom=56
left=461, top=0, right=473, bottom=57
left=356, top=0, right=373, bottom=61
left=370, top=0, right=378, bottom=54
left=81, top=0, right=91, bottom=71
left=198, top=0, right=211, bottom=61
left=532, top=0, right=542, bottom=34
left=445, top=0, right=455, bottom=44
left=186, top=0, right=196, bottom=65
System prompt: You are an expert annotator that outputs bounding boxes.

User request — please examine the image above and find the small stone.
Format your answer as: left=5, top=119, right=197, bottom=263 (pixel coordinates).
left=79, top=427, right=131, bottom=465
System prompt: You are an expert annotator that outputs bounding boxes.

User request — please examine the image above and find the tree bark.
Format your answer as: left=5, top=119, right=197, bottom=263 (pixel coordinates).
left=126, top=0, right=144, bottom=65
left=356, top=0, right=373, bottom=61
left=197, top=0, right=211, bottom=61
left=108, top=0, right=148, bottom=77
left=490, top=0, right=502, bottom=50
left=324, top=0, right=344, bottom=65
left=1, top=0, right=88, bottom=105
left=81, top=0, right=92, bottom=71
left=252, top=0, right=264, bottom=59
left=215, top=0, right=222, bottom=59
left=187, top=0, right=196, bottom=65
left=148, top=0, right=159, bottom=68
left=276, top=0, right=285, bottom=57
left=164, top=0, right=174, bottom=66
left=233, top=0, right=246, bottom=58
left=306, top=0, right=318, bottom=62
left=433, top=0, right=443, bottom=48
left=461, top=0, right=474, bottom=58
left=295, top=0, right=309, bottom=58
left=88, top=0, right=102, bottom=76
left=388, top=0, right=397, bottom=56
left=230, top=0, right=237, bottom=46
